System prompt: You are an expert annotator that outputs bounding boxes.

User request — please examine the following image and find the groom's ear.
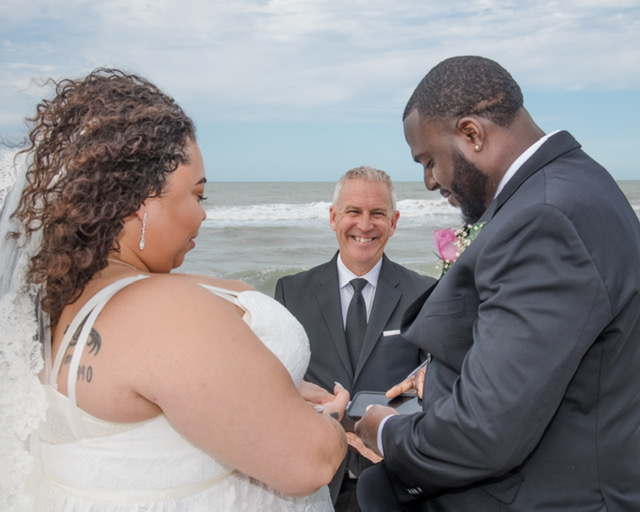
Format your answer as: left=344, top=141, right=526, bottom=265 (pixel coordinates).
left=455, top=116, right=485, bottom=151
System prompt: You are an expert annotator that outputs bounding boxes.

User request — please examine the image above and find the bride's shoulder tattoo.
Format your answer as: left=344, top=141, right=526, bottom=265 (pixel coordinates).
left=61, top=319, right=102, bottom=383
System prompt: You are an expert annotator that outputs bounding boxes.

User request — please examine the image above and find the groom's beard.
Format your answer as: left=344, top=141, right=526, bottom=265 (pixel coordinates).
left=450, top=147, right=489, bottom=225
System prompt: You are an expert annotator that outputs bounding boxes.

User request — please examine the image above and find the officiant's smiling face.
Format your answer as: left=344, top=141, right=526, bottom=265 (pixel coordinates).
left=330, top=178, right=399, bottom=276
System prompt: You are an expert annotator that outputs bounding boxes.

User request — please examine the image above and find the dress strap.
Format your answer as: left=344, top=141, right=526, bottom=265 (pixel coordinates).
left=50, top=275, right=149, bottom=385
left=198, top=283, right=242, bottom=307
left=49, top=276, right=149, bottom=434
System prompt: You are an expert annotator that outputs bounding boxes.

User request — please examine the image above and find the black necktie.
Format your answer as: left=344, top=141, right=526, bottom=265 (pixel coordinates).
left=345, top=278, right=368, bottom=371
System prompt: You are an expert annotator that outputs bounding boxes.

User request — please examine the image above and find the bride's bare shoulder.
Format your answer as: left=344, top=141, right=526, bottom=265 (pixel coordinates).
left=94, top=273, right=255, bottom=317
left=171, top=273, right=256, bottom=293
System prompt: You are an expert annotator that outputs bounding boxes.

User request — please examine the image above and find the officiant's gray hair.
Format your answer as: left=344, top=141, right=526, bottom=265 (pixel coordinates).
left=333, top=166, right=397, bottom=211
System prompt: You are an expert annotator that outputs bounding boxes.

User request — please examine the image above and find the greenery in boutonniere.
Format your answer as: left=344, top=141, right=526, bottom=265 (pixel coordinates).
left=434, top=222, right=485, bottom=278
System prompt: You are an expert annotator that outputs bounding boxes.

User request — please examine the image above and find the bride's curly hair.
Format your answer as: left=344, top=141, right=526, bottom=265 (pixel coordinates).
left=12, top=68, right=195, bottom=326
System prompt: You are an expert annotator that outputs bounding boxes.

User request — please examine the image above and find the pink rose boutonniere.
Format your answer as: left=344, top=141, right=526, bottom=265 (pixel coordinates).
left=434, top=222, right=485, bottom=277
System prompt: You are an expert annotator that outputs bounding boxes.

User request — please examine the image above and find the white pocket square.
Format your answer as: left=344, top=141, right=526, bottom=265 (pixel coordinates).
left=383, top=329, right=401, bottom=337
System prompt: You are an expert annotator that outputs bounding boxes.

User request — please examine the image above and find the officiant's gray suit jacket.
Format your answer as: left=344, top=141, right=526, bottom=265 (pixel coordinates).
left=375, top=131, right=640, bottom=510
left=275, top=253, right=434, bottom=499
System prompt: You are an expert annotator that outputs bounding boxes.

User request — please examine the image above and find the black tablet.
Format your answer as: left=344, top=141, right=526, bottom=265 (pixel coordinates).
left=346, top=391, right=422, bottom=420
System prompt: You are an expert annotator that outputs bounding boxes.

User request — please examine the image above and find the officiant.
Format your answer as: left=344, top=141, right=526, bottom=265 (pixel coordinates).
left=275, top=166, right=434, bottom=511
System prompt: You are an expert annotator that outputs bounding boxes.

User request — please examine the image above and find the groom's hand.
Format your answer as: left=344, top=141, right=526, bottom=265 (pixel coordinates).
left=354, top=404, right=398, bottom=458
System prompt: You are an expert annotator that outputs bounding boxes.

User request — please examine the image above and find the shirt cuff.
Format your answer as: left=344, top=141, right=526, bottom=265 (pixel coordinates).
left=377, top=414, right=396, bottom=457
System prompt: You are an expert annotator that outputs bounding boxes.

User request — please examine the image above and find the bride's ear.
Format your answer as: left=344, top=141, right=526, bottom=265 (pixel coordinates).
left=121, top=203, right=145, bottom=232
left=134, top=202, right=147, bottom=222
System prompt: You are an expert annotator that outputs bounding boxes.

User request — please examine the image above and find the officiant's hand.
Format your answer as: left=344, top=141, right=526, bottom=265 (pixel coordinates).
left=354, top=404, right=398, bottom=458
left=385, top=366, right=426, bottom=400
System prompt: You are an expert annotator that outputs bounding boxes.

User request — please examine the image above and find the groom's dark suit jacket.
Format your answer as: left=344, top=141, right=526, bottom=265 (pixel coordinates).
left=275, top=253, right=434, bottom=501
left=372, top=131, right=640, bottom=510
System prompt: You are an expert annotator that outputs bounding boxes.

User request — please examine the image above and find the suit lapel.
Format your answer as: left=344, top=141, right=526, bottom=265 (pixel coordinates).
left=314, top=255, right=354, bottom=380
left=354, top=256, right=401, bottom=380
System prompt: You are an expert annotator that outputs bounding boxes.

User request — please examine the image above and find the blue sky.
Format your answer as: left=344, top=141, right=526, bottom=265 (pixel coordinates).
left=1, top=0, right=638, bottom=182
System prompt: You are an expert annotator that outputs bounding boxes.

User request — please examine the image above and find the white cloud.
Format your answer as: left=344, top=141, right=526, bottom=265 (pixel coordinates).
left=0, top=0, right=638, bottom=132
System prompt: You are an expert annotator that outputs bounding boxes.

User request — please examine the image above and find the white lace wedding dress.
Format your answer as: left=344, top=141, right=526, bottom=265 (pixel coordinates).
left=33, top=276, right=334, bottom=511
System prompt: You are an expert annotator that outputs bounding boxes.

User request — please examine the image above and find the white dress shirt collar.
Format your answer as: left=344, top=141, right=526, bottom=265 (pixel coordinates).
left=336, top=254, right=382, bottom=289
left=494, top=130, right=560, bottom=198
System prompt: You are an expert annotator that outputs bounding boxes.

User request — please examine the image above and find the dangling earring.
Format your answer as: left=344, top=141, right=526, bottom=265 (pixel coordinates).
left=139, top=212, right=147, bottom=250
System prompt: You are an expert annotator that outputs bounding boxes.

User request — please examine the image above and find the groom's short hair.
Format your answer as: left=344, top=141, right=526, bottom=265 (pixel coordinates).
left=403, top=55, right=523, bottom=128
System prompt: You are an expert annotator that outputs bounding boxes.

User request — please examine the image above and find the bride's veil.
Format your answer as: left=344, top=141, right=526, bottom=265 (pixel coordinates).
left=0, top=149, right=48, bottom=511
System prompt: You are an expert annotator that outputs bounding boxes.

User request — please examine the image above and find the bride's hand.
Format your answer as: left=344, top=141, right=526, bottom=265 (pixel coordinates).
left=299, top=380, right=333, bottom=405
left=321, top=382, right=350, bottom=422
left=300, top=381, right=350, bottom=422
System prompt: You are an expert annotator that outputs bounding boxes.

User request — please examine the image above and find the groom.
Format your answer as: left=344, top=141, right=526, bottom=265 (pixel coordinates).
left=355, top=56, right=640, bottom=510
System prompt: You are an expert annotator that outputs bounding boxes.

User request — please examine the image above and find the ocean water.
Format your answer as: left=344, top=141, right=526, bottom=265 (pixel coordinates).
left=180, top=180, right=640, bottom=296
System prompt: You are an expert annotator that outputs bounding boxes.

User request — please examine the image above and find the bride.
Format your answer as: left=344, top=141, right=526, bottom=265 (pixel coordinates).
left=0, top=68, right=348, bottom=511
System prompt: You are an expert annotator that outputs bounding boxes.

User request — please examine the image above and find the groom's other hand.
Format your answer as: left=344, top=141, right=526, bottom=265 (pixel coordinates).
left=354, top=405, right=398, bottom=458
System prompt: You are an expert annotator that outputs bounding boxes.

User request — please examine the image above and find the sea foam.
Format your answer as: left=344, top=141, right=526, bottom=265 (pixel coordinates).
left=203, top=198, right=459, bottom=228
